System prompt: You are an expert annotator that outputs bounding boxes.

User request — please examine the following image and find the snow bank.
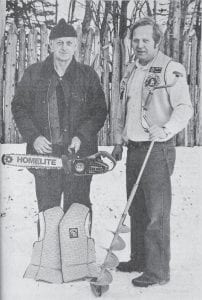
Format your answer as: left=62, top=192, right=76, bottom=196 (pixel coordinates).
left=1, top=144, right=202, bottom=300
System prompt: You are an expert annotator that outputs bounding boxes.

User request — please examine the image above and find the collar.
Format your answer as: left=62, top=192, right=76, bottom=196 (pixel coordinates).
left=135, top=60, right=151, bottom=70
left=134, top=51, right=160, bottom=71
left=61, top=56, right=77, bottom=82
left=40, top=54, right=77, bottom=82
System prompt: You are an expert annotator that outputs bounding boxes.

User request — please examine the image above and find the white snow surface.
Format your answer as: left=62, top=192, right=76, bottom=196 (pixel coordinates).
left=1, top=144, right=202, bottom=300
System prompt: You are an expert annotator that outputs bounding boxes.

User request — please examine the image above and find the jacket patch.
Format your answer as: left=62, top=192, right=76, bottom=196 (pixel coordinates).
left=145, top=74, right=160, bottom=90
left=149, top=67, right=162, bottom=73
left=69, top=228, right=78, bottom=238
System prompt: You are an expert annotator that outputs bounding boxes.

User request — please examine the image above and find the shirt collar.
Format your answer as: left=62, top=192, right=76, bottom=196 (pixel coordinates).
left=135, top=51, right=159, bottom=71
left=135, top=59, right=152, bottom=71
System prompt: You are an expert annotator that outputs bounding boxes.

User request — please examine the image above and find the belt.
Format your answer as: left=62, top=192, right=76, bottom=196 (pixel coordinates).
left=128, top=139, right=174, bottom=149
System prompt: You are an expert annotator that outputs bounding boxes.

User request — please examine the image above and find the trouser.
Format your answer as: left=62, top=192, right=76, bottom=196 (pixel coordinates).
left=30, top=144, right=92, bottom=213
left=126, top=139, right=176, bottom=281
left=34, top=170, right=92, bottom=213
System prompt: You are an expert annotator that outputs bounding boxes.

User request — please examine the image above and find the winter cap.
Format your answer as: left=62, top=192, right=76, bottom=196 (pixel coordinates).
left=49, top=19, right=77, bottom=40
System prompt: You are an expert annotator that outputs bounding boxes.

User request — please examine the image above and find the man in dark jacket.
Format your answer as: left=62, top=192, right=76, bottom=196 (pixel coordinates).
left=12, top=20, right=107, bottom=283
left=12, top=19, right=107, bottom=219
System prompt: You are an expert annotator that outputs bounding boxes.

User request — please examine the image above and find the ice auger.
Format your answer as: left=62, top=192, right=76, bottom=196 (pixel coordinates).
left=89, top=71, right=183, bottom=297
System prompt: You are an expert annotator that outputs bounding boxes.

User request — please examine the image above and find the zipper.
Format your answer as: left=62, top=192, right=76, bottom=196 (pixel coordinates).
left=46, top=80, right=53, bottom=144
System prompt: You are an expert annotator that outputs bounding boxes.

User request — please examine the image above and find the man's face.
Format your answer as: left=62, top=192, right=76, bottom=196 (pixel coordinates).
left=132, top=25, right=159, bottom=65
left=50, top=37, right=77, bottom=62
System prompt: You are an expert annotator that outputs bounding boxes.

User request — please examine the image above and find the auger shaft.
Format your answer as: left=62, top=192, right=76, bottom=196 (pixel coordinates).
left=96, top=141, right=154, bottom=283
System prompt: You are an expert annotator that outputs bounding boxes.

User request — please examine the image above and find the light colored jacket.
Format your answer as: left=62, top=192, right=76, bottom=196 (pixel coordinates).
left=115, top=51, right=193, bottom=144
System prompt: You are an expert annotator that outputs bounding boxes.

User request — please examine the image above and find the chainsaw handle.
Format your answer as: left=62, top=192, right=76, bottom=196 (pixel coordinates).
left=91, top=151, right=117, bottom=171
left=1, top=154, right=6, bottom=165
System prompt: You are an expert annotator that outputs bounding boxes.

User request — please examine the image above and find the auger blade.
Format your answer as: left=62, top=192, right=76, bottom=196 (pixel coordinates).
left=118, top=224, right=130, bottom=233
left=103, top=252, right=119, bottom=269
left=111, top=235, right=125, bottom=251
left=91, top=269, right=113, bottom=286
left=90, top=283, right=109, bottom=297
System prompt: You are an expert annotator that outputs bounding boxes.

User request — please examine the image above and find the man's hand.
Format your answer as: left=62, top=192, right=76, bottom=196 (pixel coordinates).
left=112, top=144, right=123, bottom=161
left=68, top=136, right=81, bottom=153
left=33, top=136, right=52, bottom=154
left=148, top=125, right=167, bottom=141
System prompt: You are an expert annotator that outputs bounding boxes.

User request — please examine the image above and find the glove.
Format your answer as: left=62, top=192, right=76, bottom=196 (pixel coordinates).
left=68, top=136, right=81, bottom=153
left=112, top=145, right=123, bottom=161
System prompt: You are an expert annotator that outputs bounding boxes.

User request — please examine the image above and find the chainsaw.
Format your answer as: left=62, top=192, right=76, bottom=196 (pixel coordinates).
left=1, top=151, right=116, bottom=176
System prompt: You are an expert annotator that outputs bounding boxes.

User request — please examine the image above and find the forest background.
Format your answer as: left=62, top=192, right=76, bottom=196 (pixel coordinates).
left=0, top=0, right=201, bottom=146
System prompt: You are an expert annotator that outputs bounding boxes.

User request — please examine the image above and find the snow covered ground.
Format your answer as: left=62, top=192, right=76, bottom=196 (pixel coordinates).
left=1, top=144, right=202, bottom=300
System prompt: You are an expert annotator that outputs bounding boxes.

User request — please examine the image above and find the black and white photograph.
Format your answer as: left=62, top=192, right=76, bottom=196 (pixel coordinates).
left=0, top=0, right=201, bottom=299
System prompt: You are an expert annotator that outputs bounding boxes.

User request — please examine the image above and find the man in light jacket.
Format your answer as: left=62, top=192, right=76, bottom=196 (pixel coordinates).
left=112, top=17, right=193, bottom=287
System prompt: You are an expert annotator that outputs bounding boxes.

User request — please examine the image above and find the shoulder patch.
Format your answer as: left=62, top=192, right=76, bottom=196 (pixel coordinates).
left=149, top=67, right=162, bottom=73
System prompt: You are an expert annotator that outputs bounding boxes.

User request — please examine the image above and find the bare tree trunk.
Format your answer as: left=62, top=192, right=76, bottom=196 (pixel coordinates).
left=145, top=0, right=152, bottom=17
left=68, top=0, right=76, bottom=23
left=187, top=33, right=197, bottom=146
left=82, top=0, right=92, bottom=34
left=18, top=27, right=26, bottom=82
left=91, top=28, right=101, bottom=77
left=0, top=0, right=6, bottom=142
left=95, top=0, right=101, bottom=29
left=14, top=0, right=19, bottom=28
left=172, top=0, right=181, bottom=61
left=83, top=28, right=94, bottom=65
left=165, top=0, right=174, bottom=57
left=40, top=23, right=49, bottom=61
left=75, top=26, right=83, bottom=62
left=101, top=28, right=110, bottom=145
left=67, top=0, right=72, bottom=22
left=119, top=0, right=129, bottom=39
left=16, top=26, right=26, bottom=143
left=175, top=0, right=187, bottom=146
left=4, top=23, right=18, bottom=143
left=100, top=1, right=111, bottom=45
left=176, top=32, right=190, bottom=146
left=112, top=1, right=119, bottom=38
left=0, top=0, right=6, bottom=42
left=27, top=26, right=38, bottom=66
left=179, top=1, right=189, bottom=63
left=153, top=0, right=157, bottom=21
left=70, top=0, right=76, bottom=23
left=164, top=28, right=170, bottom=56
left=55, top=0, right=58, bottom=23
left=195, top=0, right=202, bottom=145
left=110, top=37, right=120, bottom=144
left=197, top=16, right=202, bottom=145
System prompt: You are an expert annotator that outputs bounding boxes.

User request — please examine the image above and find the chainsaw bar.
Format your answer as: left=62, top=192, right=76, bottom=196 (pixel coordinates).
left=2, top=153, right=62, bottom=169
left=1, top=151, right=116, bottom=176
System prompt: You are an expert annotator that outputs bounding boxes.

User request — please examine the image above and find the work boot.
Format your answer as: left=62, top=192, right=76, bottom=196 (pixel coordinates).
left=132, top=273, right=169, bottom=287
left=117, top=259, right=144, bottom=273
